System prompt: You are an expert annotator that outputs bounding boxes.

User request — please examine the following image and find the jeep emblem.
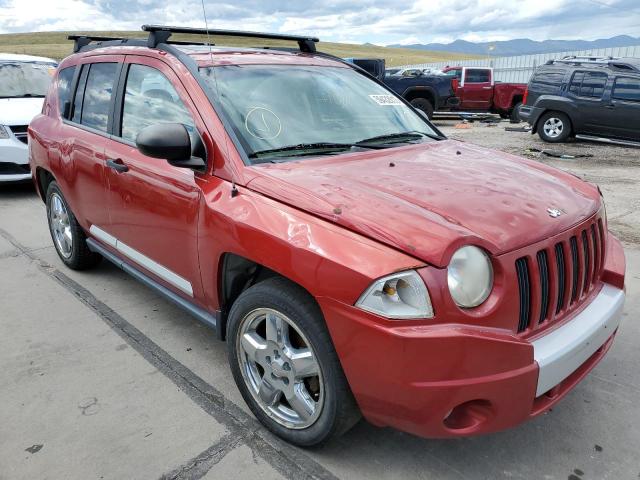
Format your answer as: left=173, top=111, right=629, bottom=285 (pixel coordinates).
left=547, top=208, right=563, bottom=218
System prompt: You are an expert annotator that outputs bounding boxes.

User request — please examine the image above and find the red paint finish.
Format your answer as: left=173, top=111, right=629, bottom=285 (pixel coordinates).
left=29, top=44, right=626, bottom=440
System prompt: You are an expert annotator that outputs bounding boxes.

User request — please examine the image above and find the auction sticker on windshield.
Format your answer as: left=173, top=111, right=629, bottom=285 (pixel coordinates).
left=369, top=94, right=403, bottom=106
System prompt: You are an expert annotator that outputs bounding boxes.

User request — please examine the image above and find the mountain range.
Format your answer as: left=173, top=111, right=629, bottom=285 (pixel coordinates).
left=389, top=35, right=640, bottom=57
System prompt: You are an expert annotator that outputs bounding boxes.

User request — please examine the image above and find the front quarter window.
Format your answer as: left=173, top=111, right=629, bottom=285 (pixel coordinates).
left=199, top=65, right=438, bottom=163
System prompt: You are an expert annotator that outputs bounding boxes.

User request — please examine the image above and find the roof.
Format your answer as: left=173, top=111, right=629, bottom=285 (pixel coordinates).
left=177, top=46, right=348, bottom=68
left=0, top=53, right=57, bottom=63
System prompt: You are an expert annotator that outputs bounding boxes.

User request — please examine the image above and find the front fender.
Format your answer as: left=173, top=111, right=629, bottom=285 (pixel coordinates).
left=197, top=179, right=424, bottom=312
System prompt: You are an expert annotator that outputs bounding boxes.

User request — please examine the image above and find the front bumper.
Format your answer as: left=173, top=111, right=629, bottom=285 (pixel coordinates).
left=0, top=135, right=31, bottom=182
left=320, top=235, right=626, bottom=439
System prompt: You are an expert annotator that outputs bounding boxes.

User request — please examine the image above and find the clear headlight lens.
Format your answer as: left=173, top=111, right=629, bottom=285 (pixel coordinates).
left=447, top=246, right=493, bottom=308
left=355, top=270, right=433, bottom=319
left=0, top=125, right=9, bottom=139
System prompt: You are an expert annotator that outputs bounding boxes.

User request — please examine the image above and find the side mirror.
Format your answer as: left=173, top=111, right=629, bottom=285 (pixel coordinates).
left=136, top=123, right=205, bottom=169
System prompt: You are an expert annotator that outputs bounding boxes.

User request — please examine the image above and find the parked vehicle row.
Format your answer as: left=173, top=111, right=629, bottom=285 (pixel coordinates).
left=520, top=56, right=640, bottom=144
left=0, top=54, right=58, bottom=182
left=28, top=27, right=626, bottom=447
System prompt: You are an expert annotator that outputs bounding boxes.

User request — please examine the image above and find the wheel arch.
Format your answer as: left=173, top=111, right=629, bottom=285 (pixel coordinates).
left=35, top=167, right=56, bottom=203
left=402, top=87, right=437, bottom=107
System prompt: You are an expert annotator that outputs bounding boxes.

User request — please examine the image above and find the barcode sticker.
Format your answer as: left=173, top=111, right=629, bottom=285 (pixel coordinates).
left=369, top=94, right=403, bottom=106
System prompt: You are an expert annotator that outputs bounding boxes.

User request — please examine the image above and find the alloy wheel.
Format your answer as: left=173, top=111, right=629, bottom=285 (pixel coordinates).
left=49, top=193, right=73, bottom=258
left=543, top=117, right=564, bottom=138
left=237, top=308, right=324, bottom=429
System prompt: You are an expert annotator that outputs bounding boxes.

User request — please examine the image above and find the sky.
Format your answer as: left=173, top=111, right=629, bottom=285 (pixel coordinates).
left=1, top=0, right=640, bottom=45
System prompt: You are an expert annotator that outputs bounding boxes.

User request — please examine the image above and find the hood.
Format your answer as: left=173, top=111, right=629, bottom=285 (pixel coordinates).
left=0, top=98, right=45, bottom=126
left=246, top=140, right=600, bottom=267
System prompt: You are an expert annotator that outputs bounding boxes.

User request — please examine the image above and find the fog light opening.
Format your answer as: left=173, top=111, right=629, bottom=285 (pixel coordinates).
left=443, top=399, right=493, bottom=431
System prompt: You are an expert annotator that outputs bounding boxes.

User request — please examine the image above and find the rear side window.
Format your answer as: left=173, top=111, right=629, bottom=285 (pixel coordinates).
left=529, top=70, right=565, bottom=94
left=77, top=63, right=118, bottom=132
left=56, top=66, right=75, bottom=117
left=569, top=71, right=607, bottom=98
left=120, top=64, right=195, bottom=144
left=464, top=69, right=490, bottom=83
left=612, top=77, right=640, bottom=102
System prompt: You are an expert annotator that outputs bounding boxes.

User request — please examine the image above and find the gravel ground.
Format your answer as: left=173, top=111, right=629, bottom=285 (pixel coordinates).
left=435, top=118, right=640, bottom=248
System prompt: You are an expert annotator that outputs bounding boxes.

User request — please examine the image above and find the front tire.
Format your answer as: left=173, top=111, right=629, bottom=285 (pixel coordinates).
left=46, top=181, right=101, bottom=270
left=410, top=98, right=434, bottom=119
left=227, top=277, right=360, bottom=446
left=537, top=111, right=571, bottom=143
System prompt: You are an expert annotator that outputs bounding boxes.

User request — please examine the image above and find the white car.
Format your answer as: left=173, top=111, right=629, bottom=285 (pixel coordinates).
left=0, top=53, right=58, bottom=182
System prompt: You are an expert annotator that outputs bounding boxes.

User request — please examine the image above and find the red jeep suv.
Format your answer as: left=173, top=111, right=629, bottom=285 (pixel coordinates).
left=29, top=26, right=626, bottom=447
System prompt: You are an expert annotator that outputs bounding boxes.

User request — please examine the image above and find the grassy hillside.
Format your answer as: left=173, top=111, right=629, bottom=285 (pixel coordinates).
left=0, top=31, right=480, bottom=67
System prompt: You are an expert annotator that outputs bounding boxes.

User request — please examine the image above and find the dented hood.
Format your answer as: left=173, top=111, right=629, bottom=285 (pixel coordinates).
left=246, top=140, right=600, bottom=267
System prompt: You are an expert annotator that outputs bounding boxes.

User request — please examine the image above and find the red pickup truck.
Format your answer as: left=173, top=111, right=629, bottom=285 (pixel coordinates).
left=441, top=66, right=527, bottom=121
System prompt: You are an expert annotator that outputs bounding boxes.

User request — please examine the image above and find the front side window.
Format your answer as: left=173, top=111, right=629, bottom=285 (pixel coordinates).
left=464, top=69, right=490, bottom=83
left=569, top=71, right=607, bottom=98
left=0, top=61, right=57, bottom=98
left=200, top=65, right=438, bottom=163
left=57, top=66, right=76, bottom=117
left=121, top=64, right=195, bottom=144
left=612, top=77, right=640, bottom=102
left=79, top=63, right=118, bottom=132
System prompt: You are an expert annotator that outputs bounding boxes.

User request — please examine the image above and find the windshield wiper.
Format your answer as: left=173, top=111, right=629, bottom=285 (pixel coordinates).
left=355, top=131, right=437, bottom=146
left=248, top=142, right=382, bottom=160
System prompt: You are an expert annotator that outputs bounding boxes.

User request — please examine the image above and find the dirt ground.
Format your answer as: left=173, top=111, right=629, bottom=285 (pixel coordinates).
left=435, top=118, right=640, bottom=248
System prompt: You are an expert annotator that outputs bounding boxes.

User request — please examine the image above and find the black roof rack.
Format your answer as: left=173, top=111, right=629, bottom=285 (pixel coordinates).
left=68, top=34, right=211, bottom=53
left=141, top=24, right=319, bottom=53
left=546, top=55, right=640, bottom=72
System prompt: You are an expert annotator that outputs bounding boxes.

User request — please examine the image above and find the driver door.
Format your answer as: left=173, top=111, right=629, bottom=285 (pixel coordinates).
left=101, top=56, right=208, bottom=300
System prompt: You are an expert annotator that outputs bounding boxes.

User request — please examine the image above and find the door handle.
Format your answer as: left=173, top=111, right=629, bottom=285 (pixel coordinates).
left=482, top=86, right=493, bottom=89
left=106, top=158, right=129, bottom=173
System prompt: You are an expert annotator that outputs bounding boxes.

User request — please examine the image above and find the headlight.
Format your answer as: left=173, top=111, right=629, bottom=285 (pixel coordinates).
left=447, top=246, right=493, bottom=308
left=0, top=125, right=9, bottom=139
left=355, top=270, right=433, bottom=319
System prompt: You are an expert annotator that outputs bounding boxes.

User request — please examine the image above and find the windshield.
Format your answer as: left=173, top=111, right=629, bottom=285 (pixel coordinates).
left=0, top=61, right=57, bottom=98
left=199, top=65, right=439, bottom=163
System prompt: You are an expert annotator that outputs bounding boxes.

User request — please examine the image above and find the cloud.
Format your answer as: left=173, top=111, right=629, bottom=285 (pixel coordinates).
left=0, top=0, right=638, bottom=45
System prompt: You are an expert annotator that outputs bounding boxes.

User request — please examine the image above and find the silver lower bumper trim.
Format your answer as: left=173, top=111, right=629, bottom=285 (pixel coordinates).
left=533, top=284, right=625, bottom=397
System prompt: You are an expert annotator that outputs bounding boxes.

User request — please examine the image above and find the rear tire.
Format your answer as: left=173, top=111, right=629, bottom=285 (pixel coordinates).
left=537, top=111, right=571, bottom=143
left=510, top=102, right=522, bottom=123
left=46, top=181, right=101, bottom=270
left=410, top=98, right=434, bottom=119
left=227, top=277, right=360, bottom=447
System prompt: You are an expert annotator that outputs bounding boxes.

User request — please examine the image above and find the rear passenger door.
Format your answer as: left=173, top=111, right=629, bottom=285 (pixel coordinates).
left=58, top=56, right=124, bottom=231
left=566, top=70, right=610, bottom=135
left=606, top=76, right=640, bottom=141
left=101, top=55, right=207, bottom=301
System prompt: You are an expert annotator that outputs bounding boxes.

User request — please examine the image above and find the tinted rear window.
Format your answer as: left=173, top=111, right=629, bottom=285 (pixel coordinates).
left=79, top=63, right=118, bottom=132
left=529, top=70, right=565, bottom=94
left=569, top=71, right=607, bottom=98
left=57, top=66, right=75, bottom=117
left=612, top=77, right=640, bottom=102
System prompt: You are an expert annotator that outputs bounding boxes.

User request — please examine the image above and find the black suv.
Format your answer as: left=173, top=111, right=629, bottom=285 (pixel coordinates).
left=520, top=56, right=640, bottom=144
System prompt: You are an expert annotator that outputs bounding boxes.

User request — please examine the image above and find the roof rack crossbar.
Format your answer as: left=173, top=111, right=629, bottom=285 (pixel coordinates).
left=68, top=35, right=127, bottom=53
left=141, top=24, right=319, bottom=53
